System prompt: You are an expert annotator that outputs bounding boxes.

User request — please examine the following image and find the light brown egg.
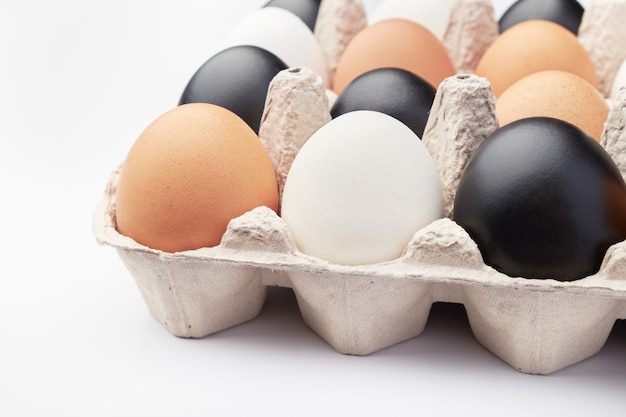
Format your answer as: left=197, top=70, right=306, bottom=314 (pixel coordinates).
left=115, top=103, right=279, bottom=253
left=476, top=20, right=598, bottom=97
left=496, top=70, right=609, bottom=142
left=332, top=18, right=456, bottom=94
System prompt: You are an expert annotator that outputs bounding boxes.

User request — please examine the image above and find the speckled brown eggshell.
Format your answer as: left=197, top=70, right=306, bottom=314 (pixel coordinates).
left=115, top=103, right=279, bottom=253
left=496, top=70, right=609, bottom=142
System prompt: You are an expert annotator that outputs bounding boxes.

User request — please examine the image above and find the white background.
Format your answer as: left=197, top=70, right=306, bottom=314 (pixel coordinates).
left=3, top=0, right=625, bottom=416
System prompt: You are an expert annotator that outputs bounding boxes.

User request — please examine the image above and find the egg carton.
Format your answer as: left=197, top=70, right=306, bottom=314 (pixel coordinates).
left=93, top=0, right=626, bottom=374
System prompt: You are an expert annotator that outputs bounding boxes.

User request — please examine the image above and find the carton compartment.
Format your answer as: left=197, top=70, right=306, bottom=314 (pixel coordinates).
left=93, top=0, right=626, bottom=375
left=94, top=168, right=626, bottom=374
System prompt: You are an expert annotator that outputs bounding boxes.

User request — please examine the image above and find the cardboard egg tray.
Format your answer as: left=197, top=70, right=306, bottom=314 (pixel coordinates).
left=93, top=0, right=626, bottom=374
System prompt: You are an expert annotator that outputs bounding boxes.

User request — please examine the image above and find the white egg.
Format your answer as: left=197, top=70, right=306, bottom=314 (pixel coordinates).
left=368, top=0, right=455, bottom=40
left=222, top=7, right=330, bottom=88
left=281, top=110, right=444, bottom=266
left=610, top=58, right=626, bottom=100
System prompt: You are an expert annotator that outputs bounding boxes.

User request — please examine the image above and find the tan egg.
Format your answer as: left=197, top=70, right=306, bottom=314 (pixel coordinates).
left=332, top=18, right=456, bottom=94
left=496, top=70, right=609, bottom=142
left=476, top=20, right=598, bottom=98
left=115, top=103, right=279, bottom=253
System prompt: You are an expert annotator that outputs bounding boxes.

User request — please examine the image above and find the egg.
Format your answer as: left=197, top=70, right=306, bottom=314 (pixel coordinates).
left=281, top=110, right=444, bottom=266
left=179, top=45, right=287, bottom=133
left=115, top=103, right=279, bottom=253
left=330, top=67, right=436, bottom=138
left=475, top=20, right=598, bottom=97
left=332, top=18, right=456, bottom=94
left=368, top=0, right=454, bottom=40
left=498, top=0, right=584, bottom=35
left=454, top=117, right=626, bottom=281
left=263, top=0, right=321, bottom=32
left=222, top=7, right=330, bottom=87
left=496, top=70, right=609, bottom=142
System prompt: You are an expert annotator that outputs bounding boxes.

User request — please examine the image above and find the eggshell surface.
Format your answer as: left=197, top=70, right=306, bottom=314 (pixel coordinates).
left=454, top=117, right=626, bottom=281
left=115, top=103, right=279, bottom=253
left=332, top=18, right=456, bottom=94
left=498, top=0, right=584, bottom=35
left=475, top=20, right=598, bottom=97
left=330, top=67, right=436, bottom=138
left=281, top=110, right=444, bottom=266
left=179, top=45, right=287, bottom=133
left=368, top=0, right=454, bottom=40
left=222, top=7, right=330, bottom=87
left=496, top=70, right=609, bottom=142
left=263, top=0, right=321, bottom=32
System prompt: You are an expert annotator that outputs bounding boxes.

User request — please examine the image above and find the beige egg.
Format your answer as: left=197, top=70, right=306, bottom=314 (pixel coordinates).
left=332, top=18, right=456, bottom=94
left=115, top=103, right=279, bottom=253
left=476, top=20, right=598, bottom=98
left=496, top=70, right=609, bottom=142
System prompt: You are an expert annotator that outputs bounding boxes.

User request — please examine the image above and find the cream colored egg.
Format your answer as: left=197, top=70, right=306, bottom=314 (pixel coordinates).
left=222, top=7, right=330, bottom=88
left=281, top=110, right=444, bottom=265
left=368, top=0, right=455, bottom=40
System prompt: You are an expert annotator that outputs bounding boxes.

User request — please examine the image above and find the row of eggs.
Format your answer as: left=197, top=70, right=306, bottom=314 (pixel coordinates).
left=114, top=0, right=626, bottom=283
left=180, top=0, right=619, bottom=142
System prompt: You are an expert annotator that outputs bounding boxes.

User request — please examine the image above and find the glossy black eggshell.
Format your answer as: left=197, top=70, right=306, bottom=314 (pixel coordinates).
left=264, top=0, right=321, bottom=32
left=453, top=117, right=626, bottom=282
left=330, top=68, right=436, bottom=139
left=179, top=45, right=288, bottom=133
left=499, top=0, right=584, bottom=35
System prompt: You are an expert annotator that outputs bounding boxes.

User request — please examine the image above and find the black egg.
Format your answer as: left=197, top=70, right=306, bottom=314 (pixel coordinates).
left=499, top=0, right=584, bottom=35
left=179, top=45, right=288, bottom=133
left=330, top=68, right=436, bottom=139
left=453, top=117, right=626, bottom=282
left=264, top=0, right=321, bottom=32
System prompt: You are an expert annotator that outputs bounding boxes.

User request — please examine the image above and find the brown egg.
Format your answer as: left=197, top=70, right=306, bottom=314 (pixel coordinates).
left=332, top=18, right=456, bottom=94
left=115, top=103, right=279, bottom=253
left=496, top=70, right=609, bottom=142
left=476, top=20, right=598, bottom=97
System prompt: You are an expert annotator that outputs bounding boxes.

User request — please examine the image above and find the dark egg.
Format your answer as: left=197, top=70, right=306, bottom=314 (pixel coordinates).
left=453, top=117, right=626, bottom=281
left=179, top=45, right=288, bottom=133
left=263, top=0, right=322, bottom=32
left=330, top=67, right=436, bottom=138
left=499, top=0, right=584, bottom=35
